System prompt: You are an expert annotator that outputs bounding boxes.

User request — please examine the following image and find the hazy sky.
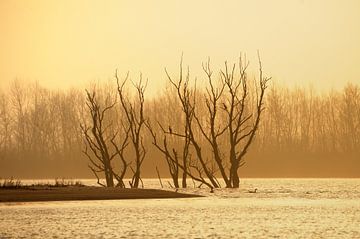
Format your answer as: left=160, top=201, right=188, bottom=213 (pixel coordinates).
left=1, top=0, right=360, bottom=94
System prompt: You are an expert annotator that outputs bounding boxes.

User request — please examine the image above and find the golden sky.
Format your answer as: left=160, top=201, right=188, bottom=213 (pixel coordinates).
left=1, top=0, right=360, bottom=93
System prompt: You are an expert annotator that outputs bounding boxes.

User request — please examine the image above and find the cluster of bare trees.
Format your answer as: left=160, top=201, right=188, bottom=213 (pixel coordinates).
left=80, top=72, right=148, bottom=187
left=0, top=56, right=270, bottom=188
left=0, top=59, right=359, bottom=184
left=147, top=55, right=269, bottom=188
left=255, top=83, right=360, bottom=154
left=80, top=90, right=127, bottom=187
left=0, top=81, right=85, bottom=167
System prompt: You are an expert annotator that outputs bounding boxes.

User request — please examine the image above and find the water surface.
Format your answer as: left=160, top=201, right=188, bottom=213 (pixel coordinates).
left=1, top=179, right=359, bottom=238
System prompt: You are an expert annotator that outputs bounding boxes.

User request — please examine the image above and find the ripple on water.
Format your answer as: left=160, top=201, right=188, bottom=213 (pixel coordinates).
left=0, top=179, right=360, bottom=238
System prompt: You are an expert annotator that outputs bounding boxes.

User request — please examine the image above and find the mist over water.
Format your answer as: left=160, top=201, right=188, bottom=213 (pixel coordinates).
left=1, top=179, right=359, bottom=238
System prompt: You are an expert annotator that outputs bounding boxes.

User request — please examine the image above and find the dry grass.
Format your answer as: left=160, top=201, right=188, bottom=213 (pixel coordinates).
left=0, top=177, right=84, bottom=189
left=0, top=177, right=22, bottom=189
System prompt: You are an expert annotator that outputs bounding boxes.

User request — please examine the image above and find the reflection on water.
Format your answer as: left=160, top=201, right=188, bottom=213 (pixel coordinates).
left=1, top=179, right=359, bottom=238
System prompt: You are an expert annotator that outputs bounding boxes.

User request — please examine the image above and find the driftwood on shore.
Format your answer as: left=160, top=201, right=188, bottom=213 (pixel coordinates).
left=0, top=186, right=202, bottom=202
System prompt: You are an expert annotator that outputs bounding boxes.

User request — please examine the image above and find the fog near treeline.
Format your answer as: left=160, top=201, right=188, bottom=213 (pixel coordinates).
left=0, top=77, right=359, bottom=179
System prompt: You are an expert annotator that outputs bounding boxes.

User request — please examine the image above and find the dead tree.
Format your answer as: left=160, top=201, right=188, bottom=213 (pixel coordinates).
left=181, top=123, right=190, bottom=187
left=164, top=54, right=269, bottom=188
left=115, top=71, right=147, bottom=188
left=164, top=58, right=220, bottom=188
left=146, top=121, right=193, bottom=188
left=147, top=121, right=214, bottom=189
left=147, top=126, right=179, bottom=188
left=80, top=90, right=129, bottom=187
left=222, top=53, right=270, bottom=187
left=193, top=59, right=231, bottom=187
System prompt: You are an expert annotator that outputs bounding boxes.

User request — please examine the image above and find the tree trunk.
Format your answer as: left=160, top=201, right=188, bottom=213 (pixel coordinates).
left=182, top=171, right=187, bottom=188
left=104, top=163, right=114, bottom=187
left=173, top=176, right=179, bottom=188
left=230, top=165, right=240, bottom=188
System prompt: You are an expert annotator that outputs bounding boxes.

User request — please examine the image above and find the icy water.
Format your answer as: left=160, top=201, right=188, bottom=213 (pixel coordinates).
left=1, top=179, right=360, bottom=238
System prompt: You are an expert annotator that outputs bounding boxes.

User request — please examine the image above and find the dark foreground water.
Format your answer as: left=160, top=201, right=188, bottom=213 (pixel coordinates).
left=1, top=179, right=359, bottom=238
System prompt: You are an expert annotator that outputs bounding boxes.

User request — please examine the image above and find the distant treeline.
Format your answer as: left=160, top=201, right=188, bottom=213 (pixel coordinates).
left=0, top=79, right=359, bottom=178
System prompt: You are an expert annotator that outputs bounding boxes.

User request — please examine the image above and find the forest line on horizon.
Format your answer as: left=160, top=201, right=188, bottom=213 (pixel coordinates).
left=0, top=73, right=359, bottom=179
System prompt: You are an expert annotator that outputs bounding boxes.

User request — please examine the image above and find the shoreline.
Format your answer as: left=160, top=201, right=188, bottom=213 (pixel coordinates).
left=0, top=186, right=203, bottom=203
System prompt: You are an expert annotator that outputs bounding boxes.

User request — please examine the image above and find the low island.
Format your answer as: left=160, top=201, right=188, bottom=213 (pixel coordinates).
left=0, top=186, right=203, bottom=203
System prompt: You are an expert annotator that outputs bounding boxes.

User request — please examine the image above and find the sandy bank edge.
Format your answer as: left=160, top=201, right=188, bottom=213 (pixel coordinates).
left=0, top=187, right=203, bottom=202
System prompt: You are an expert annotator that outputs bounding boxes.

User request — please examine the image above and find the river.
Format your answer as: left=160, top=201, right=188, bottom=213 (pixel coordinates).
left=1, top=178, right=359, bottom=238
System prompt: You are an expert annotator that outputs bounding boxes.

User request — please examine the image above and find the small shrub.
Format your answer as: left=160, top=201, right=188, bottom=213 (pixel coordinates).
left=54, top=178, right=84, bottom=187
left=0, top=177, right=85, bottom=189
left=0, top=177, right=22, bottom=189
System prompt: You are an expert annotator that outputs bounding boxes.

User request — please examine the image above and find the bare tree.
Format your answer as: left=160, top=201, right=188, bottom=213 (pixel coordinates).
left=193, top=59, right=230, bottom=187
left=146, top=120, right=193, bottom=188
left=339, top=83, right=360, bottom=152
left=115, top=71, right=147, bottom=188
left=164, top=58, right=220, bottom=188
left=222, top=54, right=270, bottom=187
left=0, top=91, right=11, bottom=159
left=163, top=54, right=270, bottom=188
left=10, top=80, right=28, bottom=155
left=148, top=86, right=190, bottom=188
left=147, top=125, right=179, bottom=188
left=81, top=89, right=129, bottom=187
left=147, top=121, right=214, bottom=189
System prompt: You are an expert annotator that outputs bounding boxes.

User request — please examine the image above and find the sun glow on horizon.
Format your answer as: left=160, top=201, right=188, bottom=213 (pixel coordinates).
left=1, top=0, right=360, bottom=93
